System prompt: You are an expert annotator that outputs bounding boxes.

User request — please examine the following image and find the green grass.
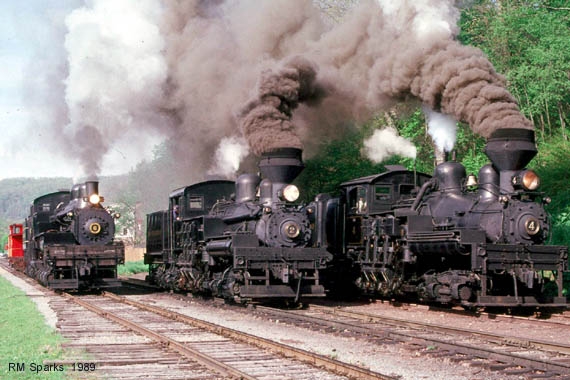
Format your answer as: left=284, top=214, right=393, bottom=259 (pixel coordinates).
left=118, top=260, right=148, bottom=275
left=0, top=276, right=65, bottom=380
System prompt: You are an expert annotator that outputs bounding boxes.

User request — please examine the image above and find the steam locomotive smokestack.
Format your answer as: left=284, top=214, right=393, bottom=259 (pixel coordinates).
left=258, top=147, right=305, bottom=184
left=85, top=181, right=99, bottom=197
left=484, top=128, right=537, bottom=172
left=484, top=128, right=537, bottom=193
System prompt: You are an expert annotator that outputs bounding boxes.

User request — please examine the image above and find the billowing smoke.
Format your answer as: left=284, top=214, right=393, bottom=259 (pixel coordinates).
left=159, top=0, right=329, bottom=179
left=363, top=127, right=417, bottom=163
left=423, top=106, right=457, bottom=152
left=63, top=0, right=169, bottom=178
left=238, top=56, right=326, bottom=155
left=234, top=0, right=531, bottom=158
left=369, top=0, right=532, bottom=137
left=23, top=0, right=532, bottom=184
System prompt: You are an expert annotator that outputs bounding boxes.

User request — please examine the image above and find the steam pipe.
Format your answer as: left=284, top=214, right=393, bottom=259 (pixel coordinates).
left=411, top=178, right=435, bottom=211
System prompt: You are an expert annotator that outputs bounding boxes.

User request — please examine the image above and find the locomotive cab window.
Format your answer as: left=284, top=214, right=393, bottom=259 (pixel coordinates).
left=398, top=184, right=416, bottom=199
left=374, top=185, right=391, bottom=201
left=348, top=186, right=368, bottom=214
left=41, top=203, right=51, bottom=212
left=188, top=196, right=204, bottom=210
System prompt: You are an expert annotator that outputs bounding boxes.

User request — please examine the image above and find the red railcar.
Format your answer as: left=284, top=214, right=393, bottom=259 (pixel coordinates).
left=7, top=223, right=25, bottom=270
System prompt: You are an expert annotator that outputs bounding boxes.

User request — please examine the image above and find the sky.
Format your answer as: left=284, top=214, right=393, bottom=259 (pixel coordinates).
left=0, top=1, right=161, bottom=180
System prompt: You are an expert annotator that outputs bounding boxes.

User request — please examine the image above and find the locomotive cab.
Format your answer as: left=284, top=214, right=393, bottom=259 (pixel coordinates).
left=327, top=167, right=432, bottom=297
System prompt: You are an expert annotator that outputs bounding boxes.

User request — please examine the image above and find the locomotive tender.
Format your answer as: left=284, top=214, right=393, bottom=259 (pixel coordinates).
left=324, top=128, right=568, bottom=307
left=145, top=148, right=332, bottom=302
left=24, top=181, right=124, bottom=290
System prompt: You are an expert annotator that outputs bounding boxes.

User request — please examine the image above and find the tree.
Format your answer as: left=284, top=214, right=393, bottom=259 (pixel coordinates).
left=459, top=1, right=570, bottom=141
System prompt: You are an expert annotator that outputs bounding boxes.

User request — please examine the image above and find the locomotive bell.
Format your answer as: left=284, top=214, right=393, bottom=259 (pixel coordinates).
left=465, top=174, right=478, bottom=187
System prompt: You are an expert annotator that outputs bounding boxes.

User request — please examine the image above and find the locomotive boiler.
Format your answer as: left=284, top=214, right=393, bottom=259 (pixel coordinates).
left=145, top=148, right=331, bottom=303
left=24, top=181, right=125, bottom=290
left=324, top=128, right=568, bottom=307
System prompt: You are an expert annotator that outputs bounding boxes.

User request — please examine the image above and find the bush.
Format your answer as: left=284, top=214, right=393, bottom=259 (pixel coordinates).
left=117, top=260, right=148, bottom=275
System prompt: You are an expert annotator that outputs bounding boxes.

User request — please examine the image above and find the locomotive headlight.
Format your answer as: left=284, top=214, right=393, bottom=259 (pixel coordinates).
left=514, top=170, right=540, bottom=191
left=89, top=194, right=101, bottom=204
left=281, top=185, right=300, bottom=202
left=522, top=170, right=540, bottom=190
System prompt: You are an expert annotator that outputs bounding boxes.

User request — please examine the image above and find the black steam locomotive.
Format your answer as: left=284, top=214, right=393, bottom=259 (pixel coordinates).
left=323, top=128, right=568, bottom=307
left=145, top=148, right=331, bottom=303
left=24, top=181, right=125, bottom=290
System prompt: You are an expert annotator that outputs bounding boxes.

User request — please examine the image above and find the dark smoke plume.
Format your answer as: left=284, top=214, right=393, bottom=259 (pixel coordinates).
left=372, top=40, right=533, bottom=137
left=238, top=56, right=326, bottom=155
left=70, top=125, right=108, bottom=178
left=22, top=0, right=533, bottom=184
left=234, top=0, right=532, bottom=160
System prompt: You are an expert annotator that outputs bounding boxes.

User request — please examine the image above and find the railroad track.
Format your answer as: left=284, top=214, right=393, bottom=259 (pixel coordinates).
left=120, top=275, right=570, bottom=377
left=123, top=274, right=570, bottom=327
left=51, top=291, right=395, bottom=380
left=1, top=263, right=390, bottom=379
left=251, top=303, right=570, bottom=379
left=406, top=302, right=570, bottom=328
left=5, top=260, right=569, bottom=379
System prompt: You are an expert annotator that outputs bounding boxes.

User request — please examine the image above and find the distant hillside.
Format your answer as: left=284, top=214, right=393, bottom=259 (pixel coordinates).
left=0, top=177, right=73, bottom=220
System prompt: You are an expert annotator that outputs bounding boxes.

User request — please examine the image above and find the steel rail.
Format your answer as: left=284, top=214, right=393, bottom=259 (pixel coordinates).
left=308, top=304, right=570, bottom=355
left=102, top=291, right=396, bottom=380
left=412, top=302, right=570, bottom=327
left=61, top=292, right=254, bottom=380
left=255, top=304, right=570, bottom=376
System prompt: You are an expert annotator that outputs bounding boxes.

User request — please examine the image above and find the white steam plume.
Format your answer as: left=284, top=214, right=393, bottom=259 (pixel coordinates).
left=64, top=0, right=169, bottom=178
left=378, top=0, right=459, bottom=40
left=363, top=127, right=417, bottom=163
left=423, top=106, right=457, bottom=152
left=208, top=136, right=250, bottom=179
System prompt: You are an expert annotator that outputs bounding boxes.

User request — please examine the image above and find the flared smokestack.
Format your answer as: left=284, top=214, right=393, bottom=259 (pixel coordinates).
left=484, top=128, right=537, bottom=172
left=484, top=128, right=537, bottom=193
left=258, top=147, right=304, bottom=184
